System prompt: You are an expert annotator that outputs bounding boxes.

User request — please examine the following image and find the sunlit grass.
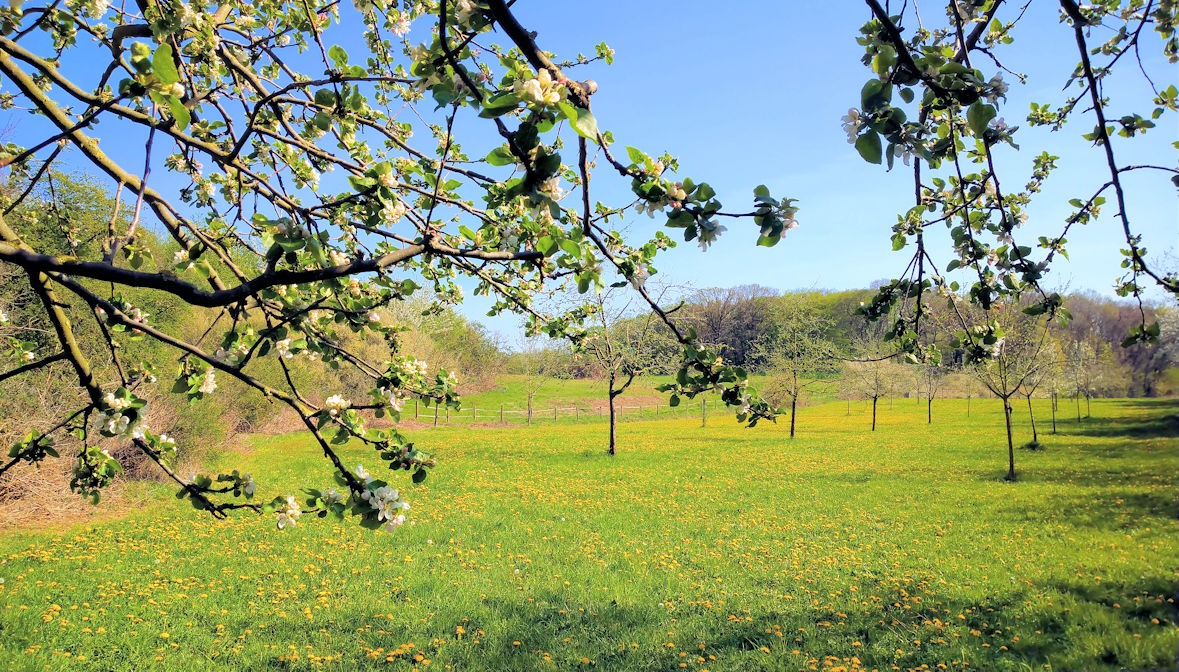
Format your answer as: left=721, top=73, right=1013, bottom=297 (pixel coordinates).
left=1, top=398, right=1175, bottom=671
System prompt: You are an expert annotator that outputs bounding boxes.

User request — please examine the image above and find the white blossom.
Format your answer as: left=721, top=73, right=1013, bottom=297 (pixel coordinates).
left=696, top=222, right=727, bottom=251
left=454, top=0, right=477, bottom=24
left=379, top=386, right=405, bottom=412
left=198, top=370, right=217, bottom=394
left=324, top=394, right=350, bottom=416
left=104, top=392, right=131, bottom=411
left=381, top=200, right=406, bottom=224
left=985, top=73, right=1008, bottom=103
left=274, top=338, right=294, bottom=360
left=242, top=474, right=256, bottom=497
left=629, top=265, right=649, bottom=290
left=355, top=464, right=374, bottom=484
left=841, top=108, right=862, bottom=144
left=514, top=69, right=564, bottom=106
left=276, top=495, right=301, bottom=529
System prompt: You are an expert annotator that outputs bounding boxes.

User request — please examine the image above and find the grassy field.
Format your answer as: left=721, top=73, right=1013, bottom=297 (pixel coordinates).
left=0, top=397, right=1176, bottom=671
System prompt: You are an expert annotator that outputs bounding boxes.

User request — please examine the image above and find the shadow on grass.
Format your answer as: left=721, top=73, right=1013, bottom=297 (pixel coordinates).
left=1051, top=399, right=1179, bottom=441
left=998, top=488, right=1178, bottom=530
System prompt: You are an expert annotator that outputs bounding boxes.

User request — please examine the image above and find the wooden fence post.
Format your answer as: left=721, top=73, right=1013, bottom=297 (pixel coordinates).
left=500, top=404, right=504, bottom=423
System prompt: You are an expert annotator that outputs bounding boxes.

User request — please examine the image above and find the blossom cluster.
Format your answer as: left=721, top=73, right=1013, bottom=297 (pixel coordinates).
left=276, top=495, right=302, bottom=529
left=361, top=483, right=410, bottom=531
left=514, top=69, right=564, bottom=107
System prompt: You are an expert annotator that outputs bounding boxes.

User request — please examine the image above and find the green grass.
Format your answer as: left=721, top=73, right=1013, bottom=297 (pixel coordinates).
left=1, top=398, right=1176, bottom=671
left=416, top=375, right=695, bottom=424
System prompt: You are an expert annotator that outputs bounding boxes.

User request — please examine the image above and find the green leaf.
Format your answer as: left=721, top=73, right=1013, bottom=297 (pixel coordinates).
left=152, top=43, right=180, bottom=85
left=966, top=101, right=997, bottom=138
left=412, top=469, right=427, bottom=484
left=536, top=236, right=558, bottom=256
left=486, top=147, right=515, bottom=166
left=167, top=97, right=190, bottom=132
left=625, top=146, right=646, bottom=165
left=855, top=132, right=883, bottom=164
left=478, top=92, right=521, bottom=118
left=328, top=45, right=348, bottom=69
left=559, top=238, right=580, bottom=256
left=569, top=107, right=598, bottom=140
left=860, top=79, right=884, bottom=109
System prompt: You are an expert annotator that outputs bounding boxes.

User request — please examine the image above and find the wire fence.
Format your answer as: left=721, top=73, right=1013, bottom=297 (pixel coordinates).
left=406, top=398, right=719, bottom=427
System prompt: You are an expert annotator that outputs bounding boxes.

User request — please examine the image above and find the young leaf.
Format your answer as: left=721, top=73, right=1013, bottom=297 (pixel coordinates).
left=855, top=132, right=883, bottom=164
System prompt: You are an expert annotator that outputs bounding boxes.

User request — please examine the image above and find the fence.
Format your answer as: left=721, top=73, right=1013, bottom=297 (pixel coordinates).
left=407, top=398, right=718, bottom=427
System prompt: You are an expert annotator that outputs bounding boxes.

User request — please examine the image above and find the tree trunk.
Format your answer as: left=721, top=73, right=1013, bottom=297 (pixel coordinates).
left=967, top=394, right=971, bottom=417
left=1026, top=393, right=1038, bottom=443
left=927, top=397, right=932, bottom=424
left=1004, top=399, right=1016, bottom=481
left=1076, top=393, right=1081, bottom=422
left=608, top=374, right=617, bottom=456
left=1086, top=394, right=1091, bottom=418
left=1050, top=393, right=1057, bottom=434
left=527, top=392, right=533, bottom=425
left=871, top=396, right=878, bottom=431
left=846, top=398, right=850, bottom=416
left=789, top=396, right=797, bottom=438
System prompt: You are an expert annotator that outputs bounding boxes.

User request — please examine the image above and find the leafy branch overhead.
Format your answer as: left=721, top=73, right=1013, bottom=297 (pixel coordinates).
left=0, top=0, right=788, bottom=529
left=849, top=0, right=1177, bottom=362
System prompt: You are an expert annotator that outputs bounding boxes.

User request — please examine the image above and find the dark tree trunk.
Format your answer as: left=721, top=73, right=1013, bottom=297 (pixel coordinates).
left=967, top=394, right=971, bottom=417
left=871, top=396, right=878, bottom=431
left=1086, top=394, right=1091, bottom=418
left=1076, top=393, right=1081, bottom=422
left=1026, top=393, right=1038, bottom=443
left=927, top=397, right=932, bottom=424
left=1004, top=399, right=1016, bottom=481
left=1050, top=393, right=1057, bottom=434
left=789, top=396, right=797, bottom=438
left=608, top=374, right=617, bottom=456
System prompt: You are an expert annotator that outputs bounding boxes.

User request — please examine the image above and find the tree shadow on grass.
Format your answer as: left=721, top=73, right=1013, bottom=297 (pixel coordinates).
left=285, top=578, right=1178, bottom=672
left=997, top=488, right=1178, bottom=531
left=1052, top=399, right=1179, bottom=442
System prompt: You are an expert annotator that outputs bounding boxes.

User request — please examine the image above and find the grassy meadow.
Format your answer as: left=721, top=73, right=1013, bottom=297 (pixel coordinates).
left=0, top=396, right=1176, bottom=671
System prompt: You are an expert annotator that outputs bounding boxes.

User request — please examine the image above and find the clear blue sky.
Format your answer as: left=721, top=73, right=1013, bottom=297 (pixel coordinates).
left=9, top=1, right=1176, bottom=341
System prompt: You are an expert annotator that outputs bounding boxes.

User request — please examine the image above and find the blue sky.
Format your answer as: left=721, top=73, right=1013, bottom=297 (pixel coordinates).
left=7, top=1, right=1176, bottom=341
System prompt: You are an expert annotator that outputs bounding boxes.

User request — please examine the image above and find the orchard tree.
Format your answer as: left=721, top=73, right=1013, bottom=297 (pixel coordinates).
left=966, top=304, right=1052, bottom=480
left=755, top=295, right=837, bottom=438
left=577, top=286, right=677, bottom=455
left=916, top=362, right=945, bottom=424
left=843, top=348, right=901, bottom=432
left=0, top=0, right=787, bottom=528
left=1017, top=337, right=1057, bottom=448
